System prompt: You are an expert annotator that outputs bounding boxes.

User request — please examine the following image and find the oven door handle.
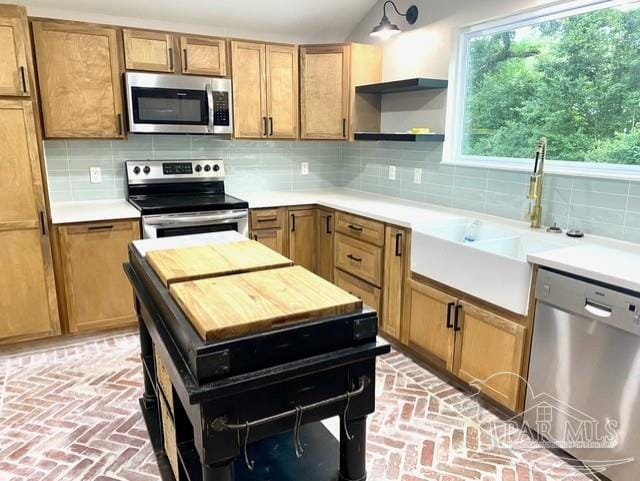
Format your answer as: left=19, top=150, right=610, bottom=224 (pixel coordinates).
left=144, top=211, right=248, bottom=226
left=206, top=83, right=215, bottom=133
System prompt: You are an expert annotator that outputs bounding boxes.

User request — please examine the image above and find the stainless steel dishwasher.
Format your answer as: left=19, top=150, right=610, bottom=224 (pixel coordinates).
left=525, top=268, right=640, bottom=481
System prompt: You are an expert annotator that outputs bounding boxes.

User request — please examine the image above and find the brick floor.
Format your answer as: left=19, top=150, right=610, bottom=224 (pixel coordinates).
left=0, top=332, right=592, bottom=481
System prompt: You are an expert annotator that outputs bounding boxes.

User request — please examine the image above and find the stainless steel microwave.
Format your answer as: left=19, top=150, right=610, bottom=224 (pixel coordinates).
left=125, top=72, right=233, bottom=135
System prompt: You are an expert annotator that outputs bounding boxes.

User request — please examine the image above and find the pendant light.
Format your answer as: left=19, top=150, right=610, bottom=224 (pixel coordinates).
left=370, top=1, right=419, bottom=40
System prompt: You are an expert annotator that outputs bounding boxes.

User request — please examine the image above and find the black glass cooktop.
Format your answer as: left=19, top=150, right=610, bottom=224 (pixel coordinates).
left=128, top=193, right=248, bottom=215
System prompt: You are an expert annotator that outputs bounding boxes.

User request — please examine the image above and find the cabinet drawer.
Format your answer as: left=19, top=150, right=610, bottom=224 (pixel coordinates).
left=159, top=395, right=178, bottom=479
left=335, top=212, right=384, bottom=246
left=334, top=268, right=381, bottom=313
left=251, top=208, right=284, bottom=230
left=334, top=233, right=382, bottom=286
left=154, top=348, right=173, bottom=414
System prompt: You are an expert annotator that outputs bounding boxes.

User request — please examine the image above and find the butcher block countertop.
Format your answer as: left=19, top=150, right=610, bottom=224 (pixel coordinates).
left=147, top=239, right=293, bottom=286
left=170, top=266, right=363, bottom=341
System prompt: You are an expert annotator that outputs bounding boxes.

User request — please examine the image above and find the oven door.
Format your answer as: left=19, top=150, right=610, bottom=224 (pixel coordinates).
left=142, top=210, right=249, bottom=239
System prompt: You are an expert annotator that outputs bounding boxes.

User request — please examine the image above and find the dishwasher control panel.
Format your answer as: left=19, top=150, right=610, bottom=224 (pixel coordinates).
left=536, top=268, right=640, bottom=336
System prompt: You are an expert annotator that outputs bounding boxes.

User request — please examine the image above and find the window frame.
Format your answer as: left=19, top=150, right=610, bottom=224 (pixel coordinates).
left=442, top=0, right=640, bottom=180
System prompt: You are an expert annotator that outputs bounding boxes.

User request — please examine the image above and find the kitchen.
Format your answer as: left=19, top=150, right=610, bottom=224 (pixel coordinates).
left=1, top=0, right=640, bottom=480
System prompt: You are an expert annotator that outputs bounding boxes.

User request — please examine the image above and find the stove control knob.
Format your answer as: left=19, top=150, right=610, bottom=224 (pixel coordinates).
left=195, top=165, right=202, bottom=172
left=212, top=164, right=220, bottom=172
left=143, top=166, right=151, bottom=175
left=204, top=164, right=211, bottom=172
left=133, top=166, right=141, bottom=175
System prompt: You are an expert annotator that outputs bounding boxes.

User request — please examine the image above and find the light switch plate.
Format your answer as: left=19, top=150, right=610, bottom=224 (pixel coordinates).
left=301, top=162, right=309, bottom=176
left=414, top=168, right=422, bottom=184
left=89, top=167, right=102, bottom=184
left=388, top=165, right=396, bottom=181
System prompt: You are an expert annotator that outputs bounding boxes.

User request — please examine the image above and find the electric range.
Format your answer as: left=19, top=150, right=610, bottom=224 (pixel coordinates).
left=126, top=159, right=249, bottom=239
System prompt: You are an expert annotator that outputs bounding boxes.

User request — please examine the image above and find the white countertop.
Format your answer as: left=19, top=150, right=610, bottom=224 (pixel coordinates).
left=528, top=244, right=640, bottom=293
left=50, top=199, right=140, bottom=224
left=51, top=189, right=640, bottom=294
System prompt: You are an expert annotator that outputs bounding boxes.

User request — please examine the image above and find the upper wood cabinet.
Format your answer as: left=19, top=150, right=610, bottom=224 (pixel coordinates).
left=266, top=44, right=298, bottom=139
left=0, top=100, right=59, bottom=344
left=123, top=28, right=175, bottom=72
left=288, top=208, right=317, bottom=272
left=300, top=43, right=381, bottom=140
left=180, top=35, right=227, bottom=76
left=32, top=21, right=124, bottom=139
left=0, top=6, right=30, bottom=97
left=300, top=44, right=350, bottom=140
left=231, top=41, right=298, bottom=139
left=57, top=220, right=140, bottom=333
left=231, top=41, right=266, bottom=138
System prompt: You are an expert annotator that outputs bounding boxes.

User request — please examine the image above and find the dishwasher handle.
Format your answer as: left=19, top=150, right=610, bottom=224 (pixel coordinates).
left=585, top=299, right=613, bottom=318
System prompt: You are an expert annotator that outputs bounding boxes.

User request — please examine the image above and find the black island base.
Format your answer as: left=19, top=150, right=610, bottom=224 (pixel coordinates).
left=125, top=246, right=390, bottom=481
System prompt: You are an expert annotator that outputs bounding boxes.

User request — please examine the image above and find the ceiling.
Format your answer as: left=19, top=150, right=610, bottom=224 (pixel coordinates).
left=21, top=0, right=379, bottom=43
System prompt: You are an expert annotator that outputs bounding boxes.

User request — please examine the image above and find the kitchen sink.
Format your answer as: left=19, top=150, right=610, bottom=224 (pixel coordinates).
left=411, top=218, right=567, bottom=315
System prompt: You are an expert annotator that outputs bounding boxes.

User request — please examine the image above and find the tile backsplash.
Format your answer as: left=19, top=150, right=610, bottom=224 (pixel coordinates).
left=43, top=136, right=640, bottom=243
left=43, top=135, right=342, bottom=202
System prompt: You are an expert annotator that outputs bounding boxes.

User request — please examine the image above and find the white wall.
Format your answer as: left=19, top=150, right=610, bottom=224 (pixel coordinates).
left=347, top=0, right=563, bottom=132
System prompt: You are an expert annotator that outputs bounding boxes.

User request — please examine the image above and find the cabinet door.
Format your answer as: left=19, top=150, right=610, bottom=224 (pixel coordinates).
left=288, top=208, right=317, bottom=272
left=0, top=100, right=59, bottom=342
left=59, top=220, right=140, bottom=333
left=403, top=279, right=456, bottom=371
left=266, top=44, right=298, bottom=139
left=300, top=45, right=350, bottom=139
left=316, top=209, right=334, bottom=282
left=180, top=36, right=226, bottom=76
left=123, top=29, right=175, bottom=72
left=231, top=41, right=267, bottom=139
left=252, top=228, right=286, bottom=256
left=0, top=8, right=29, bottom=96
left=453, top=302, right=526, bottom=411
left=382, top=227, right=409, bottom=340
left=32, top=21, right=124, bottom=138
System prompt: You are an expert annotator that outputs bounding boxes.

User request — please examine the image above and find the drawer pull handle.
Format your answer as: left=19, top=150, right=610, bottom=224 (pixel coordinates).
left=326, top=215, right=332, bottom=234
left=257, top=216, right=278, bottom=222
left=39, top=211, right=46, bottom=236
left=19, top=66, right=27, bottom=93
left=168, top=47, right=174, bottom=71
left=348, top=224, right=363, bottom=232
left=454, top=304, right=463, bottom=331
left=263, top=117, right=268, bottom=137
left=269, top=117, right=274, bottom=136
left=446, top=302, right=455, bottom=329
left=183, top=48, right=188, bottom=70
left=88, top=225, right=114, bottom=231
left=347, top=254, right=362, bottom=263
left=395, top=232, right=403, bottom=256
left=290, top=213, right=295, bottom=232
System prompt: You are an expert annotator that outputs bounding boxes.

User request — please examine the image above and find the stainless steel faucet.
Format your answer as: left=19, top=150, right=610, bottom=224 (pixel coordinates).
left=527, top=137, right=547, bottom=229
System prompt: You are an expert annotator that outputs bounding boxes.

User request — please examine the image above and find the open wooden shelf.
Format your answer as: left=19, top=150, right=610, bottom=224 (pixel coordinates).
left=354, top=132, right=445, bottom=142
left=355, top=78, right=448, bottom=94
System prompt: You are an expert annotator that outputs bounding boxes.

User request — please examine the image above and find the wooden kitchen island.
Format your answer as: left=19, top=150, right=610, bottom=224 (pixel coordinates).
left=124, top=233, right=390, bottom=481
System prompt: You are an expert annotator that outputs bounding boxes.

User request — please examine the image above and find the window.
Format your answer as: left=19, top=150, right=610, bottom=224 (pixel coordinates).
left=447, top=0, right=640, bottom=177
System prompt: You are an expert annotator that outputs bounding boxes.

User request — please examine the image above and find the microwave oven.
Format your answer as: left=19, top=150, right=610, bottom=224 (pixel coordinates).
left=125, top=72, right=233, bottom=135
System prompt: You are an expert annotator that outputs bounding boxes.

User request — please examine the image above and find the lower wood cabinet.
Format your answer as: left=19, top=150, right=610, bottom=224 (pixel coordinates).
left=316, top=209, right=334, bottom=282
left=56, top=220, right=140, bottom=333
left=381, top=226, right=409, bottom=340
left=288, top=208, right=317, bottom=272
left=334, top=268, right=380, bottom=313
left=250, top=207, right=287, bottom=256
left=403, top=276, right=526, bottom=412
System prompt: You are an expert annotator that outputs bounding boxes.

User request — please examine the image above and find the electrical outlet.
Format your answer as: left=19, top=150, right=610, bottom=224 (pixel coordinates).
left=301, top=162, right=309, bottom=175
left=414, top=167, right=422, bottom=184
left=388, top=165, right=396, bottom=181
left=89, top=167, right=102, bottom=184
